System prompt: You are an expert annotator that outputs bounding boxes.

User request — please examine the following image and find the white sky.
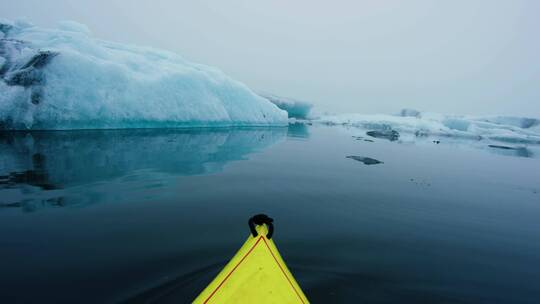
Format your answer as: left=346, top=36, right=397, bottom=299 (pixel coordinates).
left=2, top=0, right=539, bottom=116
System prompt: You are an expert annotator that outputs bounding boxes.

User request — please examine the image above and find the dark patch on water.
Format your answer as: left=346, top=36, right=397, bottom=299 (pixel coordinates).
left=352, top=136, right=374, bottom=143
left=346, top=156, right=383, bottom=165
left=409, top=178, right=431, bottom=187
left=0, top=153, right=57, bottom=190
left=0, top=152, right=63, bottom=211
left=287, top=123, right=310, bottom=138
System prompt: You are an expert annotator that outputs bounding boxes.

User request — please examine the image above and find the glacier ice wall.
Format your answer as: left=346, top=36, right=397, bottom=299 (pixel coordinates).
left=0, top=19, right=287, bottom=130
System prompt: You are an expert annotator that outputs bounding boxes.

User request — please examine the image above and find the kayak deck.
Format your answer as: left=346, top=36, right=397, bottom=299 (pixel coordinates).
left=193, top=218, right=308, bottom=303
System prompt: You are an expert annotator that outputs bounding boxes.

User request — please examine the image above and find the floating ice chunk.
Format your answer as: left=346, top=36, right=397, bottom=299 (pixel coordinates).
left=259, top=92, right=313, bottom=119
left=0, top=19, right=287, bottom=130
left=442, top=118, right=470, bottom=131
left=366, top=129, right=400, bottom=141
left=316, top=111, right=540, bottom=144
left=477, top=116, right=539, bottom=129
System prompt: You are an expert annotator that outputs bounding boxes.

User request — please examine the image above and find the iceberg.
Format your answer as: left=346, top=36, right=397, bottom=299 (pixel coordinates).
left=259, top=92, right=313, bottom=119
left=0, top=19, right=287, bottom=130
left=316, top=110, right=540, bottom=144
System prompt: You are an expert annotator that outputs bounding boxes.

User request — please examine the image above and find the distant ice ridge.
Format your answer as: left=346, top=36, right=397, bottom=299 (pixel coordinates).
left=317, top=110, right=540, bottom=144
left=0, top=19, right=287, bottom=130
left=259, top=92, right=313, bottom=119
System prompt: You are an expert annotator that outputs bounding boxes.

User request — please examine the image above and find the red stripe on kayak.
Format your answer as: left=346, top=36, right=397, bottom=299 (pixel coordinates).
left=203, top=236, right=263, bottom=304
left=261, top=237, right=306, bottom=304
left=202, top=236, right=305, bottom=304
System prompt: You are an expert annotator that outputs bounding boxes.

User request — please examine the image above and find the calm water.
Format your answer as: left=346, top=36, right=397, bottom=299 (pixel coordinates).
left=1, top=125, right=539, bottom=303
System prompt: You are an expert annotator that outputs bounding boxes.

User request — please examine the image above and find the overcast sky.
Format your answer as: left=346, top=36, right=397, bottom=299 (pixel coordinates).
left=2, top=0, right=539, bottom=116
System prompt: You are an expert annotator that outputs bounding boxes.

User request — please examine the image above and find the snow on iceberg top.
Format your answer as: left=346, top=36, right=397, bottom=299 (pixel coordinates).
left=317, top=110, right=540, bottom=144
left=0, top=19, right=287, bottom=130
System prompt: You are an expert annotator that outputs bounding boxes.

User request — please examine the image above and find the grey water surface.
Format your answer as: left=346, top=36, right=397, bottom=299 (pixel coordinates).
left=0, top=125, right=539, bottom=303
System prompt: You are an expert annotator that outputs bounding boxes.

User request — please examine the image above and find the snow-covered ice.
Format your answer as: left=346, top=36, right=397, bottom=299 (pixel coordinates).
left=0, top=19, right=287, bottom=130
left=316, top=110, right=540, bottom=145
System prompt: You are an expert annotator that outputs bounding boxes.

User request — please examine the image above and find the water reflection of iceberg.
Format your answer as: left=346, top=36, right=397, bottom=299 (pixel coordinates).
left=0, top=128, right=286, bottom=209
left=287, top=123, right=310, bottom=139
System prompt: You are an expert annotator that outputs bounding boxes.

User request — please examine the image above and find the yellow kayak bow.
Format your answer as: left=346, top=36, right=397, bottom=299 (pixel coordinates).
left=193, top=214, right=309, bottom=303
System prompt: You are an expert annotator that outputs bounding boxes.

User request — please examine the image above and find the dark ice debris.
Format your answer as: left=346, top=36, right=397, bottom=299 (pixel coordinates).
left=1, top=40, right=58, bottom=108
left=488, top=144, right=532, bottom=158
left=433, top=140, right=440, bottom=144
left=352, top=136, right=374, bottom=142
left=22, top=51, right=58, bottom=69
left=0, top=23, right=12, bottom=35
left=488, top=144, right=517, bottom=150
left=415, top=130, right=429, bottom=137
left=366, top=129, right=399, bottom=141
left=346, top=156, right=383, bottom=165
left=5, top=68, right=43, bottom=87
left=31, top=90, right=42, bottom=105
left=4, top=51, right=58, bottom=88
